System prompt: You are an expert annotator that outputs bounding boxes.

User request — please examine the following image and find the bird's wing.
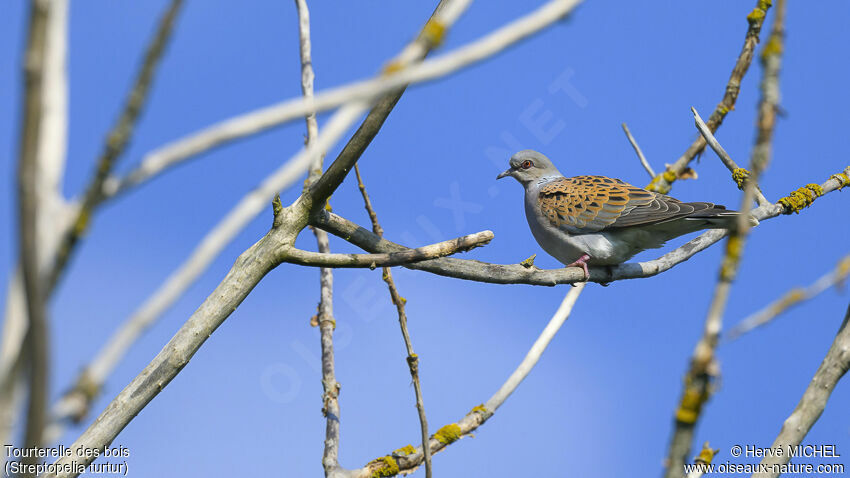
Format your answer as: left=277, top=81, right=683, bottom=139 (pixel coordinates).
left=538, top=176, right=716, bottom=232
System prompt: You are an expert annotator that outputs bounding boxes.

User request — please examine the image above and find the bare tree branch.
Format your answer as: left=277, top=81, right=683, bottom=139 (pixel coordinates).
left=290, top=0, right=342, bottom=475
left=621, top=122, right=655, bottom=178
left=295, top=0, right=321, bottom=186
left=691, top=107, right=768, bottom=206
left=750, top=303, right=850, bottom=478
left=282, top=231, right=493, bottom=268
left=665, top=3, right=785, bottom=475
left=314, top=221, right=340, bottom=476
left=646, top=0, right=773, bottom=194
left=47, top=0, right=184, bottom=292
left=16, top=1, right=52, bottom=475
left=35, top=0, right=70, bottom=271
left=727, top=254, right=850, bottom=341
left=354, top=284, right=585, bottom=478
left=0, top=0, right=68, bottom=462
left=354, top=164, right=434, bottom=478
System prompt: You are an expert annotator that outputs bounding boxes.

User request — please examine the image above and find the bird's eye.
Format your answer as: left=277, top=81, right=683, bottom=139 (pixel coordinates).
left=521, top=160, right=533, bottom=169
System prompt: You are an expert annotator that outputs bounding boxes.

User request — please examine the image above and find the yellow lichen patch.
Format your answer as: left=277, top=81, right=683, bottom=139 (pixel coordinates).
left=382, top=61, right=405, bottom=76
left=747, top=0, right=772, bottom=25
left=720, top=235, right=744, bottom=282
left=806, top=183, right=824, bottom=196
left=73, top=209, right=91, bottom=236
left=645, top=170, right=675, bottom=194
left=747, top=7, right=766, bottom=24
left=676, top=383, right=709, bottom=425
left=732, top=168, right=750, bottom=190
left=836, top=256, right=850, bottom=283
left=470, top=404, right=488, bottom=415
left=369, top=456, right=399, bottom=478
left=778, top=184, right=824, bottom=214
left=392, top=444, right=417, bottom=457
left=433, top=423, right=462, bottom=445
left=760, top=34, right=783, bottom=62
left=520, top=254, right=537, bottom=268
left=695, top=442, right=720, bottom=464
left=747, top=8, right=765, bottom=23
left=419, top=19, right=447, bottom=47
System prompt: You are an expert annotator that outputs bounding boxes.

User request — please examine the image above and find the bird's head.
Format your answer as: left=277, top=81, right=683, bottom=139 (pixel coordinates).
left=496, top=150, right=561, bottom=185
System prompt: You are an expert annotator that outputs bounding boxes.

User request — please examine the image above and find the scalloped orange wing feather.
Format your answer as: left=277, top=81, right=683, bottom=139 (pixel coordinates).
left=538, top=176, right=685, bottom=233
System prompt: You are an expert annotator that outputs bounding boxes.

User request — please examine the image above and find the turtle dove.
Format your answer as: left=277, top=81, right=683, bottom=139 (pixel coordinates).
left=497, top=150, right=756, bottom=279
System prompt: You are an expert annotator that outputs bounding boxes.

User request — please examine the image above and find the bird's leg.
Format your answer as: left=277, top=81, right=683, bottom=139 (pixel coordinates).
left=565, top=254, right=591, bottom=281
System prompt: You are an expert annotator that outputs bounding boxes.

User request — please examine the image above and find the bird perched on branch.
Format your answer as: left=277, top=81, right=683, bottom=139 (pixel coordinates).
left=497, top=150, right=757, bottom=279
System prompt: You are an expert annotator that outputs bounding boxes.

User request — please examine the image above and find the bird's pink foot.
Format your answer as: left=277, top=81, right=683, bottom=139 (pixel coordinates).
left=565, top=254, right=591, bottom=281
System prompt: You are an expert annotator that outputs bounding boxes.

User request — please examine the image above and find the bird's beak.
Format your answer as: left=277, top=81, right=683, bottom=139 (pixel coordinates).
left=496, top=168, right=514, bottom=180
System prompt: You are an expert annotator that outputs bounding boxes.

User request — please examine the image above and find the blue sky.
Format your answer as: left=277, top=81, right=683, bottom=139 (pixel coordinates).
left=2, top=1, right=849, bottom=476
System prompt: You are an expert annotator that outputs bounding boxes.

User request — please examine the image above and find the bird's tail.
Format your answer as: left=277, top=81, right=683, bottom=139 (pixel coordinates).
left=684, top=205, right=759, bottom=230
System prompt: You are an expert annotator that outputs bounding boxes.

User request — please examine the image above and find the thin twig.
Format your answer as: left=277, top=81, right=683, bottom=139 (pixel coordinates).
left=664, top=3, right=785, bottom=475
left=48, top=0, right=184, bottom=292
left=691, top=107, right=768, bottom=206
left=354, top=164, right=433, bottom=478
left=296, top=0, right=322, bottom=187
left=314, top=226, right=340, bottom=475
left=355, top=284, right=585, bottom=478
left=17, top=1, right=51, bottom=475
left=751, top=303, right=850, bottom=478
left=291, top=0, right=341, bottom=475
left=621, top=123, right=655, bottom=178
left=726, top=254, right=850, bottom=341
left=646, top=0, right=773, bottom=194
